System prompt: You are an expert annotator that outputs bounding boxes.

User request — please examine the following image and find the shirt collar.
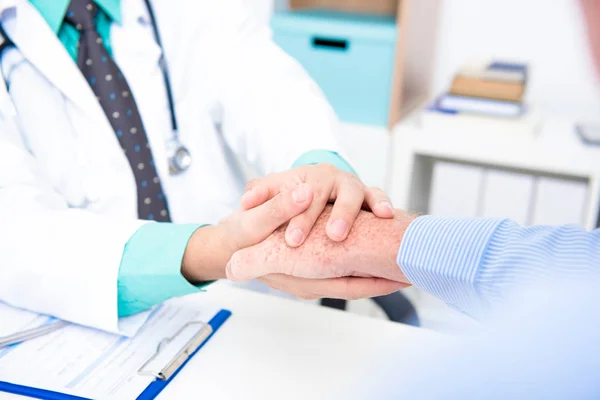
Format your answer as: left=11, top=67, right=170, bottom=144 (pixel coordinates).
left=28, top=0, right=122, bottom=34
left=96, top=0, right=121, bottom=25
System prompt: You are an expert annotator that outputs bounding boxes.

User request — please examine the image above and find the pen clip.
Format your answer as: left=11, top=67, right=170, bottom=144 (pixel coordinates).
left=0, top=320, right=69, bottom=349
left=137, top=320, right=212, bottom=381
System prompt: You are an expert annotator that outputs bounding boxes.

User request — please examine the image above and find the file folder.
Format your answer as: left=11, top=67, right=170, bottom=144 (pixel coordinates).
left=0, top=308, right=232, bottom=400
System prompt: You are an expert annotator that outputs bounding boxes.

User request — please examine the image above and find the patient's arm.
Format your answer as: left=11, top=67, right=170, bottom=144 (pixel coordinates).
left=226, top=206, right=415, bottom=299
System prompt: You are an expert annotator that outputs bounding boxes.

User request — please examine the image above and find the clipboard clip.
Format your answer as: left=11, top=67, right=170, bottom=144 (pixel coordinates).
left=138, top=321, right=213, bottom=381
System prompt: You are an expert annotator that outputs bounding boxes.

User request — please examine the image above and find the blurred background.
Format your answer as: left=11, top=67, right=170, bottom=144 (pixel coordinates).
left=242, top=0, right=600, bottom=332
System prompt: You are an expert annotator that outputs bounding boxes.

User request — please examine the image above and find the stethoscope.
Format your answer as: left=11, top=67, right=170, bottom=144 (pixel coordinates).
left=0, top=0, right=192, bottom=175
left=144, top=0, right=192, bottom=175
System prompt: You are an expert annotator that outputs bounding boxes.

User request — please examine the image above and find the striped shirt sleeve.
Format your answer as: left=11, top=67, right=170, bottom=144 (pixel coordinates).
left=397, top=216, right=600, bottom=319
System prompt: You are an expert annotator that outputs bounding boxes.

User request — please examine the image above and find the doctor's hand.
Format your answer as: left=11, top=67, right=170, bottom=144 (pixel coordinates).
left=241, top=164, right=394, bottom=247
left=181, top=184, right=314, bottom=284
left=226, top=205, right=415, bottom=300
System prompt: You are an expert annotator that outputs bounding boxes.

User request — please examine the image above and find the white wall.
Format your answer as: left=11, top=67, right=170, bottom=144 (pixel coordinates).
left=248, top=0, right=275, bottom=23
left=432, top=0, right=600, bottom=123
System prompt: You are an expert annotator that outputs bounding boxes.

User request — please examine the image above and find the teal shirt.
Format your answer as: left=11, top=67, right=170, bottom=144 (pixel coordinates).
left=30, top=1, right=356, bottom=318
left=29, top=0, right=119, bottom=59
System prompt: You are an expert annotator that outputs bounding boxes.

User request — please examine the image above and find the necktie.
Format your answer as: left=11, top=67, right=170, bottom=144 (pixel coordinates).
left=65, top=0, right=171, bottom=222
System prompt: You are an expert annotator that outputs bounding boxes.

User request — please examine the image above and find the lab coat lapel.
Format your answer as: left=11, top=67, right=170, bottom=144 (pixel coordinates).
left=10, top=1, right=106, bottom=122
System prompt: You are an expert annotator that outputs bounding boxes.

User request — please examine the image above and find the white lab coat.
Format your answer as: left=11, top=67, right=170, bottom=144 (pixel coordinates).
left=0, top=0, right=344, bottom=333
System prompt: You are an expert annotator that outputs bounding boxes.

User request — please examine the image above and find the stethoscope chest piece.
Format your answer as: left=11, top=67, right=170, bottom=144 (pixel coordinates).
left=168, top=140, right=192, bottom=175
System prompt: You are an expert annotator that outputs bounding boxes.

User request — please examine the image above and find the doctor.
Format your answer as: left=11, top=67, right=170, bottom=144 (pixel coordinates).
left=0, top=0, right=396, bottom=333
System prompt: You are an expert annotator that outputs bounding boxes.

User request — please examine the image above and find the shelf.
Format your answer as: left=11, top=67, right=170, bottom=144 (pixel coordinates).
left=399, top=115, right=600, bottom=179
left=390, top=112, right=600, bottom=230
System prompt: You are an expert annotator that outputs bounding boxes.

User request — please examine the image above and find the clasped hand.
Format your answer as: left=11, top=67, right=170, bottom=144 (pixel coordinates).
left=183, top=164, right=412, bottom=300
left=228, top=205, right=412, bottom=299
left=228, top=164, right=412, bottom=300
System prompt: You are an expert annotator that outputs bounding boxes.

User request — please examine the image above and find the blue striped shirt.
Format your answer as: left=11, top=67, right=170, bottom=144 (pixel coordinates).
left=397, top=216, right=600, bottom=319
left=364, top=279, right=600, bottom=398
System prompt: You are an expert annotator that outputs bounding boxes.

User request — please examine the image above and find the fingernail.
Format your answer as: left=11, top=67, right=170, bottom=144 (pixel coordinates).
left=287, top=228, right=304, bottom=246
left=225, top=261, right=235, bottom=280
left=241, top=188, right=253, bottom=201
left=226, top=260, right=244, bottom=282
left=330, top=219, right=347, bottom=239
left=380, top=201, right=393, bottom=211
left=292, top=184, right=308, bottom=203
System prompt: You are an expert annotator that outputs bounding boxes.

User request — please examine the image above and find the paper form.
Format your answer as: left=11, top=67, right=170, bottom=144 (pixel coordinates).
left=0, top=301, right=220, bottom=399
left=0, top=305, right=51, bottom=337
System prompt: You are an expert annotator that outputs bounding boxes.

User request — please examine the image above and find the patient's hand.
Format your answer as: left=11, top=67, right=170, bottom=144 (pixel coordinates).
left=226, top=206, right=415, bottom=300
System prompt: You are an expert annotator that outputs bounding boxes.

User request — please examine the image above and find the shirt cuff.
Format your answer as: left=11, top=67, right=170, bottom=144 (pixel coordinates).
left=292, top=150, right=356, bottom=175
left=117, top=223, right=210, bottom=317
left=397, top=216, right=504, bottom=319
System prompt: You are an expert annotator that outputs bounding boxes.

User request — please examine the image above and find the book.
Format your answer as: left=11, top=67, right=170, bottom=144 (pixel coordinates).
left=457, top=60, right=528, bottom=84
left=437, top=94, right=523, bottom=118
left=450, top=76, right=525, bottom=102
left=420, top=104, right=540, bottom=137
left=488, top=61, right=528, bottom=82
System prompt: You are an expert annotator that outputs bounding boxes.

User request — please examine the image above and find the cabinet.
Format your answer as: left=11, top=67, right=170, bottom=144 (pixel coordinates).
left=531, top=177, right=588, bottom=226
left=428, top=161, right=484, bottom=218
left=391, top=113, right=600, bottom=230
left=481, top=169, right=534, bottom=226
left=280, top=0, right=442, bottom=128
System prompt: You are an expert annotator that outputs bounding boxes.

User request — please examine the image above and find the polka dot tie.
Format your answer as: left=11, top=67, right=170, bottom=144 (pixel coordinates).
left=64, top=0, right=171, bottom=222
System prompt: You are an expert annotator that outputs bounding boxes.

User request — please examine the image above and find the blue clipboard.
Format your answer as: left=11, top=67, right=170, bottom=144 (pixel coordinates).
left=0, top=309, right=232, bottom=400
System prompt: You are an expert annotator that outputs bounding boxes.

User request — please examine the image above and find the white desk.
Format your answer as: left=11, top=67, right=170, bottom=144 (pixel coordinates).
left=158, top=283, right=440, bottom=400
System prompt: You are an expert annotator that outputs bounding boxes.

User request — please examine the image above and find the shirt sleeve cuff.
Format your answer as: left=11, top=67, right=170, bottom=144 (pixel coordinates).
left=397, top=216, right=504, bottom=318
left=117, top=223, right=210, bottom=317
left=292, top=150, right=356, bottom=175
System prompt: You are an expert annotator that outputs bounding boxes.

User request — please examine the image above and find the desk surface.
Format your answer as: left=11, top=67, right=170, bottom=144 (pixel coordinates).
left=158, top=283, right=440, bottom=400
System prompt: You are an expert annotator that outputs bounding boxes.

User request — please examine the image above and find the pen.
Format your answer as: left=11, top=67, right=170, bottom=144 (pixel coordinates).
left=0, top=320, right=69, bottom=348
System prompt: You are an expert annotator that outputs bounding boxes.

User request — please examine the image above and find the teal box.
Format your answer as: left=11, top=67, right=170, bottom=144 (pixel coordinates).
left=271, top=10, right=398, bottom=127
